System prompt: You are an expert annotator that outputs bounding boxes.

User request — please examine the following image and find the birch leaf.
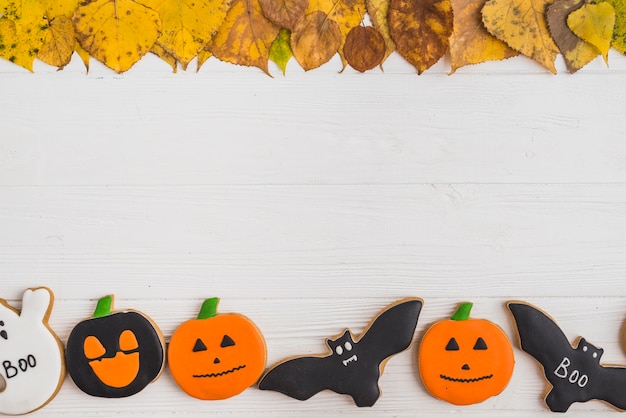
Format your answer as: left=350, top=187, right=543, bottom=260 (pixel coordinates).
left=344, top=25, right=385, bottom=71
left=146, top=0, right=230, bottom=70
left=482, top=0, right=559, bottom=73
left=307, top=0, right=366, bottom=69
left=547, top=0, right=600, bottom=72
left=72, top=0, right=161, bottom=73
left=366, top=0, right=395, bottom=64
left=567, top=2, right=615, bottom=63
left=269, top=28, right=293, bottom=73
left=209, top=0, right=280, bottom=74
left=151, top=42, right=178, bottom=71
left=449, top=0, right=518, bottom=73
left=389, top=0, right=453, bottom=73
left=290, top=10, right=341, bottom=70
left=259, top=0, right=308, bottom=30
left=197, top=48, right=212, bottom=70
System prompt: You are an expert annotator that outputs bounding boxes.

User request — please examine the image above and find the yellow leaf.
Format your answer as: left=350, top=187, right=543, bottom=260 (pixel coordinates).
left=449, top=0, right=518, bottom=73
left=567, top=2, right=615, bottom=63
left=547, top=0, right=600, bottom=73
left=196, top=48, right=212, bottom=71
left=389, top=0, right=453, bottom=73
left=0, top=0, right=48, bottom=71
left=291, top=10, right=341, bottom=70
left=482, top=0, right=560, bottom=73
left=75, top=42, right=90, bottom=70
left=209, top=0, right=280, bottom=74
left=145, top=0, right=230, bottom=70
left=366, top=0, right=396, bottom=65
left=607, top=0, right=626, bottom=53
left=151, top=42, right=178, bottom=72
left=307, top=0, right=365, bottom=69
left=46, top=0, right=79, bottom=17
left=72, top=0, right=161, bottom=73
left=37, top=15, right=75, bottom=68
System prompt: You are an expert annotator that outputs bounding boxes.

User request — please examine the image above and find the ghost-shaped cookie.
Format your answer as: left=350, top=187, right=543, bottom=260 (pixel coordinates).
left=0, top=287, right=65, bottom=415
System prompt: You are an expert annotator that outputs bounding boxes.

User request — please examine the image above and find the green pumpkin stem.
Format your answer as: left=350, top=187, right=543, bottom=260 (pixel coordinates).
left=93, top=295, right=114, bottom=318
left=451, top=302, right=473, bottom=321
left=198, top=297, right=220, bottom=320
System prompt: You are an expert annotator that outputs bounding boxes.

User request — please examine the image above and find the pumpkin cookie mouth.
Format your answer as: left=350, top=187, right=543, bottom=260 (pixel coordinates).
left=439, top=374, right=493, bottom=383
left=193, top=364, right=246, bottom=378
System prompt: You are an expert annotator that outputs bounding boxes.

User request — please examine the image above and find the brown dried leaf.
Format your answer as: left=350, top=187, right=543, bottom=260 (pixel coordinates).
left=209, top=0, right=280, bottom=74
left=389, top=0, right=453, bottom=73
left=366, top=0, right=395, bottom=64
left=291, top=10, right=341, bottom=70
left=449, top=0, right=518, bottom=73
left=344, top=25, right=385, bottom=71
left=482, top=0, right=559, bottom=73
left=259, top=0, right=309, bottom=30
left=547, top=0, right=600, bottom=73
left=307, top=0, right=366, bottom=68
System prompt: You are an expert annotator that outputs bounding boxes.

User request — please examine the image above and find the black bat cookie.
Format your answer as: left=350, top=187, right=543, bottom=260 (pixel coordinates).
left=508, top=301, right=626, bottom=412
left=258, top=298, right=423, bottom=407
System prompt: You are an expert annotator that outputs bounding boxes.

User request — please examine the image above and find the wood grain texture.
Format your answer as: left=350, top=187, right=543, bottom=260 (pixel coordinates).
left=1, top=47, right=626, bottom=416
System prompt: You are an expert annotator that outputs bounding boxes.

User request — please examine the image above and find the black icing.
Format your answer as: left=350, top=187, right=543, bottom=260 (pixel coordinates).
left=508, top=302, right=626, bottom=412
left=66, top=311, right=164, bottom=398
left=258, top=298, right=423, bottom=407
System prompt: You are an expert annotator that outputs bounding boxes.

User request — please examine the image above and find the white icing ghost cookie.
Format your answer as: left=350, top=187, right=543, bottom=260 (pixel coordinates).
left=0, top=287, right=65, bottom=415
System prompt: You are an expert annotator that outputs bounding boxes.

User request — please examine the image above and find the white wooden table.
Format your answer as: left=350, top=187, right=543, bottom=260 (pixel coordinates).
left=1, top=50, right=626, bottom=416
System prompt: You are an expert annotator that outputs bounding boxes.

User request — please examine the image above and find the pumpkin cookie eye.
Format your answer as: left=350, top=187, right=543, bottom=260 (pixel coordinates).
left=473, top=337, right=488, bottom=350
left=220, top=335, right=235, bottom=348
left=84, top=335, right=107, bottom=360
left=193, top=339, right=207, bottom=352
left=119, top=330, right=139, bottom=352
left=445, top=338, right=460, bottom=351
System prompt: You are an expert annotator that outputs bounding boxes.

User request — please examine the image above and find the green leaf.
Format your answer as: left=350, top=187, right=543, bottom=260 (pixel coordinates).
left=269, top=28, right=293, bottom=74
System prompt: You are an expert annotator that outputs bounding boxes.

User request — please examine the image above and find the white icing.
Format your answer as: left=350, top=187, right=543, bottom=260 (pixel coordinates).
left=0, top=288, right=64, bottom=415
left=553, top=356, right=589, bottom=388
left=344, top=342, right=352, bottom=351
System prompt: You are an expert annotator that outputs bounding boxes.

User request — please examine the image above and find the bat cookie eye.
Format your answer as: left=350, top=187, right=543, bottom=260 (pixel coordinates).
left=335, top=346, right=344, bottom=356
left=344, top=342, right=352, bottom=351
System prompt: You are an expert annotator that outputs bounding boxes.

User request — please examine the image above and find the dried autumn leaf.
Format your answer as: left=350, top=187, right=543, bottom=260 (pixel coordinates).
left=209, top=0, right=280, bottom=74
left=567, top=2, right=615, bottom=63
left=366, top=0, right=395, bottom=64
left=482, top=0, right=559, bottom=73
left=344, top=25, right=385, bottom=71
left=607, top=0, right=626, bottom=52
left=449, top=0, right=518, bottom=73
left=307, top=0, right=366, bottom=68
left=145, top=0, right=230, bottom=70
left=37, top=15, right=75, bottom=68
left=151, top=42, right=178, bottom=72
left=269, top=28, right=293, bottom=73
left=196, top=48, right=212, bottom=70
left=291, top=10, right=341, bottom=70
left=259, top=0, right=308, bottom=30
left=72, top=0, right=161, bottom=73
left=547, top=0, right=600, bottom=72
left=389, top=0, right=453, bottom=73
left=75, top=42, right=90, bottom=70
left=0, top=0, right=49, bottom=71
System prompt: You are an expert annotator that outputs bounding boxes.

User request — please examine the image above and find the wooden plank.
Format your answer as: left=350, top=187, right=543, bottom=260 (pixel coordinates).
left=1, top=184, right=625, bottom=299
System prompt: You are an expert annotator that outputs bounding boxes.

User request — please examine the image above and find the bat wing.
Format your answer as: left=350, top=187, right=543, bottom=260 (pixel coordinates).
left=507, top=302, right=574, bottom=372
left=258, top=356, right=334, bottom=401
left=595, top=367, right=626, bottom=410
left=358, top=298, right=423, bottom=364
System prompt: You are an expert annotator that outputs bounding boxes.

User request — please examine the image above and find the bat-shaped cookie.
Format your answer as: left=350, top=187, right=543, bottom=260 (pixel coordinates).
left=258, top=298, right=423, bottom=407
left=508, top=302, right=626, bottom=412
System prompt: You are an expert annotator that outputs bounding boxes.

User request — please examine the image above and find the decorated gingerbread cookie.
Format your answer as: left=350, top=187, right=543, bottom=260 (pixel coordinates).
left=418, top=302, right=514, bottom=406
left=258, top=298, right=423, bottom=407
left=508, top=301, right=626, bottom=412
left=168, top=297, right=267, bottom=400
left=0, top=287, right=65, bottom=415
left=65, top=295, right=165, bottom=398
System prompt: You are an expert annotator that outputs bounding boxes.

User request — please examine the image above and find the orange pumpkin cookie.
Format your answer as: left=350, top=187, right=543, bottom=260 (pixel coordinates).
left=168, top=297, right=267, bottom=400
left=418, top=302, right=514, bottom=405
